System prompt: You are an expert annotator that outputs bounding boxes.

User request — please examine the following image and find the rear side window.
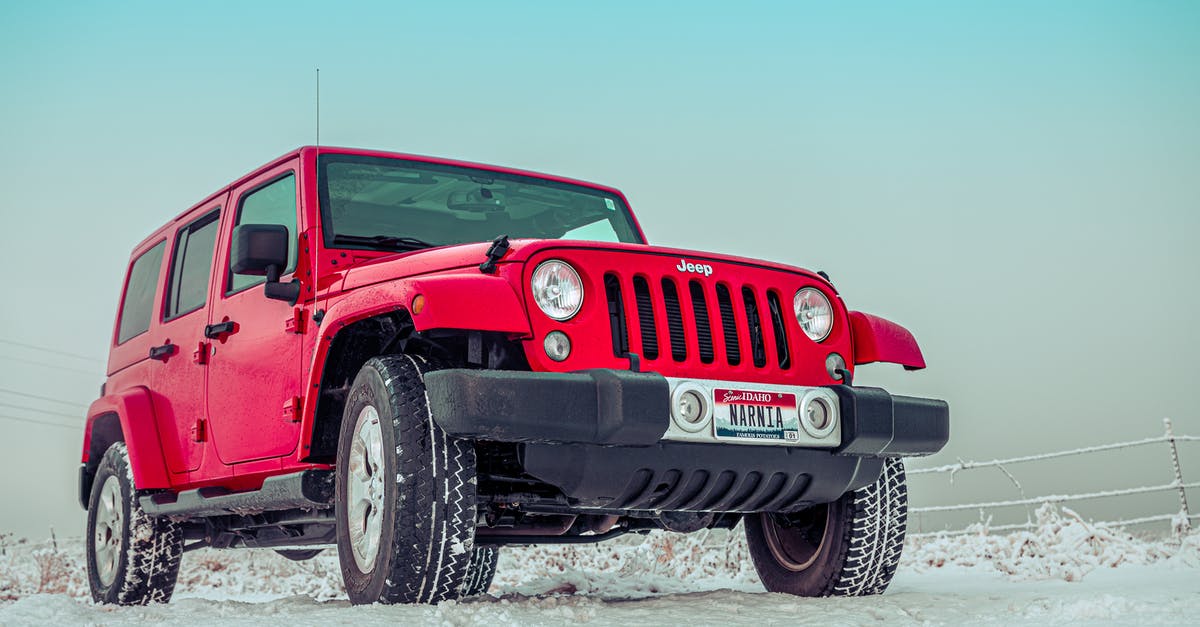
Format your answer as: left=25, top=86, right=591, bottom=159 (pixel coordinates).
left=228, top=173, right=297, bottom=294
left=116, top=241, right=166, bottom=344
left=165, top=211, right=220, bottom=320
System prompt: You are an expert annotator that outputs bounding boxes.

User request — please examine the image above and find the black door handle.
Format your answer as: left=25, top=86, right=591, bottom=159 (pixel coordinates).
left=204, top=321, right=237, bottom=339
left=149, top=343, right=177, bottom=361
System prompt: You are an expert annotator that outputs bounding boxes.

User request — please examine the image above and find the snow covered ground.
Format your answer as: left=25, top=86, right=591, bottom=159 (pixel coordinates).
left=2, top=505, right=1197, bottom=625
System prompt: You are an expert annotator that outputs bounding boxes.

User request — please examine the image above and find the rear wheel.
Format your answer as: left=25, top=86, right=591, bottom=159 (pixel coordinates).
left=85, top=442, right=183, bottom=605
left=745, top=457, right=908, bottom=597
left=335, top=355, right=478, bottom=605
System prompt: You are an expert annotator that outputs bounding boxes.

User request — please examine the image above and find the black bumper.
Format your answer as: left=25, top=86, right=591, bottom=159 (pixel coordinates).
left=423, top=368, right=949, bottom=456
left=424, top=369, right=948, bottom=513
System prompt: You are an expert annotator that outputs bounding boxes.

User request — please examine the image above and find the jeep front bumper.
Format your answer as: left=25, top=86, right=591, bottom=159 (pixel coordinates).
left=423, top=368, right=948, bottom=456
left=423, top=368, right=948, bottom=512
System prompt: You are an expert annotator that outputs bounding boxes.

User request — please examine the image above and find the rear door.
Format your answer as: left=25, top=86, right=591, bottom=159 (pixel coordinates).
left=205, top=163, right=305, bottom=464
left=147, top=203, right=223, bottom=474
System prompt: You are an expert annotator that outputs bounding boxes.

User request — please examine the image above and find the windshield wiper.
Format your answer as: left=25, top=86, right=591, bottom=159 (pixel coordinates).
left=332, top=234, right=439, bottom=252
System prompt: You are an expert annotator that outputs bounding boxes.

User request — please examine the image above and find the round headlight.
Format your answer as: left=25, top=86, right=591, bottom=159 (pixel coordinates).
left=531, top=260, right=584, bottom=321
left=794, top=287, right=833, bottom=342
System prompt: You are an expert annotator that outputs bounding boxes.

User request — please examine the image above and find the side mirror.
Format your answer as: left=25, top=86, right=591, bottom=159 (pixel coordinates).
left=231, top=224, right=300, bottom=305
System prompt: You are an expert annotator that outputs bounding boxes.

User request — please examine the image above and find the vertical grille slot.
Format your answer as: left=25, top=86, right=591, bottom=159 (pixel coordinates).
left=766, top=291, right=791, bottom=370
left=689, top=281, right=715, bottom=364
left=633, top=276, right=659, bottom=360
left=661, top=278, right=687, bottom=362
left=742, top=287, right=767, bottom=368
left=604, top=273, right=629, bottom=358
left=715, top=284, right=741, bottom=366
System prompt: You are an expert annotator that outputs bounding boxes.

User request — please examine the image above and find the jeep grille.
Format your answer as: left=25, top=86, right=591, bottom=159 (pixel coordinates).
left=604, top=272, right=793, bottom=372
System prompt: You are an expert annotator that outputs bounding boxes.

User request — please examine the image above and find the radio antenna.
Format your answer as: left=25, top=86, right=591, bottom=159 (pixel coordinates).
left=315, top=68, right=321, bottom=146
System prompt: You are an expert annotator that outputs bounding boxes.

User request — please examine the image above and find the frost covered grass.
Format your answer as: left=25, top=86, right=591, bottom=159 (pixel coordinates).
left=1, top=504, right=1196, bottom=605
left=906, top=503, right=1199, bottom=580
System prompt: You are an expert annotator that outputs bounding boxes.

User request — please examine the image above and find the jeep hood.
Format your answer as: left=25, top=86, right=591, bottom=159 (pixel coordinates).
left=339, top=239, right=833, bottom=293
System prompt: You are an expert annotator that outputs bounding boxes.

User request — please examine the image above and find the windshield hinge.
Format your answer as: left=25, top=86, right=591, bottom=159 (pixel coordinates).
left=479, top=235, right=510, bottom=274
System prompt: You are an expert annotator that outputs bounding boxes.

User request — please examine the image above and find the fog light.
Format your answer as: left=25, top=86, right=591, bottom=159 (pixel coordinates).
left=801, top=396, right=837, bottom=438
left=544, top=331, right=571, bottom=362
left=826, top=353, right=847, bottom=381
left=677, top=390, right=705, bottom=424
left=670, top=383, right=709, bottom=432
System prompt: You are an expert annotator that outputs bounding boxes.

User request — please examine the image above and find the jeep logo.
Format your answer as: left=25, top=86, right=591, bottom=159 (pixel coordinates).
left=676, top=259, right=714, bottom=277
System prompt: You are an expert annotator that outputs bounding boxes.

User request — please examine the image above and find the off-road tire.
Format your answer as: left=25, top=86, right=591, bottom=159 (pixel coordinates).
left=335, top=355, right=478, bottom=605
left=460, top=546, right=499, bottom=596
left=85, top=442, right=184, bottom=605
left=745, top=457, right=908, bottom=597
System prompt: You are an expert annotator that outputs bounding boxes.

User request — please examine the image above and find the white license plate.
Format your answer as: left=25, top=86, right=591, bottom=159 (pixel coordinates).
left=712, top=388, right=801, bottom=443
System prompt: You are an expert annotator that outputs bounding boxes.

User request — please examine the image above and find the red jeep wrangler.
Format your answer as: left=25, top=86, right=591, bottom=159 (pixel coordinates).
left=80, top=146, right=948, bottom=605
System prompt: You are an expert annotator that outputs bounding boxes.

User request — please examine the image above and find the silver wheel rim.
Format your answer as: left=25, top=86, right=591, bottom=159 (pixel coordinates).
left=347, top=404, right=386, bottom=573
left=93, top=475, right=123, bottom=586
left=761, top=506, right=830, bottom=572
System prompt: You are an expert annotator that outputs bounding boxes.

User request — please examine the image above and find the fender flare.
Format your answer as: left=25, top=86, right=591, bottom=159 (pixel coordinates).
left=82, top=387, right=171, bottom=492
left=299, top=274, right=532, bottom=456
left=848, top=311, right=927, bottom=370
left=317, top=273, right=531, bottom=342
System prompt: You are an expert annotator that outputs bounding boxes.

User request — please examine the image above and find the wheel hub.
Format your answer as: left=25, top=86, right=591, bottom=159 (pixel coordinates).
left=347, top=405, right=386, bottom=573
left=93, top=476, right=123, bottom=586
left=761, top=504, right=831, bottom=572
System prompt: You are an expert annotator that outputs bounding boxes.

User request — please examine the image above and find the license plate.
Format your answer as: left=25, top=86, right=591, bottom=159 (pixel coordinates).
left=712, top=388, right=801, bottom=443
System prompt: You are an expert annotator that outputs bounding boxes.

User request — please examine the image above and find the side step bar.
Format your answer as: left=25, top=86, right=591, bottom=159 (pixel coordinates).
left=139, top=470, right=334, bottom=518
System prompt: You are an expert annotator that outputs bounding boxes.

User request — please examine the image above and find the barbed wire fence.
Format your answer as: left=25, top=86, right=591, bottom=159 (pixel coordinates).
left=908, top=418, right=1197, bottom=538
left=4, top=421, right=1196, bottom=562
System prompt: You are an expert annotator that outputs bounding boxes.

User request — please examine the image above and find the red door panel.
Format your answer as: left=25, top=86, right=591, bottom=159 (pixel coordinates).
left=206, top=164, right=304, bottom=465
left=149, top=204, right=223, bottom=474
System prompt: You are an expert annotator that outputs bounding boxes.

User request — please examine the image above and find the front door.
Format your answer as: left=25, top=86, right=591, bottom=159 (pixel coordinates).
left=205, top=164, right=305, bottom=464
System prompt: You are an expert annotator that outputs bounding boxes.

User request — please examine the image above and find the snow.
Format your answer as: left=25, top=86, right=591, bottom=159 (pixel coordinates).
left=2, top=504, right=1198, bottom=625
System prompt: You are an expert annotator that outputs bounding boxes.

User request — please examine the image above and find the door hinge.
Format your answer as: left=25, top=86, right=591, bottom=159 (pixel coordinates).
left=286, top=308, right=308, bottom=334
left=193, top=341, right=209, bottom=365
left=192, top=418, right=207, bottom=442
left=283, top=396, right=303, bottom=422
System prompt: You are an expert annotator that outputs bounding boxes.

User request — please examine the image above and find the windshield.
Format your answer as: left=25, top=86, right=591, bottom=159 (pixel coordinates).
left=318, top=155, right=643, bottom=251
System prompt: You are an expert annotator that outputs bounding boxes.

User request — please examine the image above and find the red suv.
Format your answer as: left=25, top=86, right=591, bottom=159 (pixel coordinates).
left=79, top=146, right=948, bottom=605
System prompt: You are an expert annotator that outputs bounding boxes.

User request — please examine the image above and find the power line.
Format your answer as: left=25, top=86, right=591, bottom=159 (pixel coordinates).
left=0, top=338, right=105, bottom=364
left=0, top=402, right=82, bottom=421
left=0, top=354, right=104, bottom=377
left=0, top=414, right=78, bottom=431
left=0, top=388, right=90, bottom=408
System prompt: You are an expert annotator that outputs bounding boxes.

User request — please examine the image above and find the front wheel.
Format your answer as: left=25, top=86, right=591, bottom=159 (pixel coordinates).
left=335, top=355, right=478, bottom=605
left=745, top=457, right=908, bottom=597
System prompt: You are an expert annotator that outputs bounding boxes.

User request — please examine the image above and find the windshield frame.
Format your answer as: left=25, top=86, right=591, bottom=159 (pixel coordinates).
left=316, top=153, right=646, bottom=252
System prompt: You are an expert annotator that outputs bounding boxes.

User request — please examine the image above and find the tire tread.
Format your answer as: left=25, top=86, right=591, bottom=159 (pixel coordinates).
left=339, top=355, right=477, bottom=605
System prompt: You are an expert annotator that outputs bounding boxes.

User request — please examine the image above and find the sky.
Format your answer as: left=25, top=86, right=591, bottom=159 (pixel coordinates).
left=0, top=2, right=1197, bottom=539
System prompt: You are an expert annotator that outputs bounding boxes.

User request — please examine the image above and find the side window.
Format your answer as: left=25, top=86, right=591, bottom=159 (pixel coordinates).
left=165, top=211, right=220, bottom=320
left=116, top=241, right=166, bottom=344
left=228, top=173, right=297, bottom=294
